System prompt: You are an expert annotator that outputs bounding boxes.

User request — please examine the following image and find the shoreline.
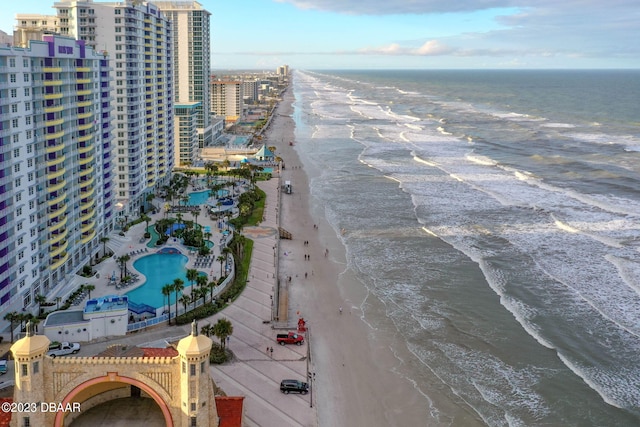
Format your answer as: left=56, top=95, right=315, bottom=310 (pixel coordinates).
left=267, top=84, right=436, bottom=426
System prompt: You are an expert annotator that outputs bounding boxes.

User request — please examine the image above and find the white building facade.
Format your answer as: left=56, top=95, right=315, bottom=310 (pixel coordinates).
left=53, top=0, right=175, bottom=217
left=155, top=1, right=213, bottom=150
left=0, top=35, right=113, bottom=322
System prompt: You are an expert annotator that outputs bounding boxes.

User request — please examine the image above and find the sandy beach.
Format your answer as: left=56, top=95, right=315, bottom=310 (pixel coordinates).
left=265, top=88, right=434, bottom=426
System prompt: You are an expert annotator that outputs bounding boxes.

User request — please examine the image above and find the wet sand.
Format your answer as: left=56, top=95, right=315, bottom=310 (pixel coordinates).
left=265, top=87, right=437, bottom=426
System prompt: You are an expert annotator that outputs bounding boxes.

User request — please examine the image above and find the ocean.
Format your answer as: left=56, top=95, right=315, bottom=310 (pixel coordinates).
left=290, top=69, right=640, bottom=426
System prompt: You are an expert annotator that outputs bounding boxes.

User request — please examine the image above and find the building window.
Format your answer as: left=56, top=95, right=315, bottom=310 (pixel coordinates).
left=21, top=364, right=28, bottom=376
left=11, top=104, right=18, bottom=113
left=32, top=361, right=39, bottom=374
left=190, top=402, right=196, bottom=411
left=10, top=74, right=16, bottom=83
left=190, top=364, right=195, bottom=376
left=190, top=417, right=196, bottom=427
left=200, top=361, right=205, bottom=373
left=22, top=417, right=30, bottom=427
left=182, top=361, right=186, bottom=374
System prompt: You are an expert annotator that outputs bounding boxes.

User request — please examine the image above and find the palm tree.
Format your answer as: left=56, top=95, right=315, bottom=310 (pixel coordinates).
left=3, top=312, right=19, bottom=343
left=213, top=317, right=233, bottom=349
left=100, top=236, right=110, bottom=256
left=84, top=284, right=95, bottom=300
left=145, top=193, right=155, bottom=212
left=117, top=255, right=131, bottom=280
left=200, top=323, right=214, bottom=337
left=196, top=274, right=208, bottom=297
left=208, top=280, right=217, bottom=303
left=173, top=278, right=184, bottom=323
left=217, top=255, right=226, bottom=278
left=191, top=209, right=200, bottom=229
left=179, top=294, right=191, bottom=315
left=162, top=284, right=173, bottom=325
left=186, top=269, right=198, bottom=290
left=35, top=294, right=47, bottom=315
left=141, top=214, right=151, bottom=235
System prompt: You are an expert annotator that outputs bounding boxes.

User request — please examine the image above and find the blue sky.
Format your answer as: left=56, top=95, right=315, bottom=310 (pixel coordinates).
left=2, top=0, right=639, bottom=70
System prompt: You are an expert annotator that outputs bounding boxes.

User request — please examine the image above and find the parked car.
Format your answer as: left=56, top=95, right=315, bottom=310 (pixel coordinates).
left=47, top=342, right=81, bottom=358
left=0, top=360, right=7, bottom=375
left=280, top=379, right=308, bottom=395
left=276, top=332, right=304, bottom=346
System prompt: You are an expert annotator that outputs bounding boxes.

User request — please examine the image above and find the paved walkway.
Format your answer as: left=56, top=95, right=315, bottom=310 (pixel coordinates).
left=66, top=177, right=316, bottom=426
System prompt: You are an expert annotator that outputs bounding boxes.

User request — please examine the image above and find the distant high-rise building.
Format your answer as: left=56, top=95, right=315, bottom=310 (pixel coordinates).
left=211, top=80, right=243, bottom=123
left=276, top=65, right=289, bottom=80
left=156, top=1, right=213, bottom=155
left=241, top=79, right=259, bottom=104
left=0, top=35, right=113, bottom=322
left=13, top=14, right=60, bottom=48
left=52, top=0, right=174, bottom=217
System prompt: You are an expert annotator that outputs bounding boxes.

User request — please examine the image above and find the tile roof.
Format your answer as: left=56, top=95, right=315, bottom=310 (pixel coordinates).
left=0, top=398, right=12, bottom=427
left=215, top=396, right=244, bottom=427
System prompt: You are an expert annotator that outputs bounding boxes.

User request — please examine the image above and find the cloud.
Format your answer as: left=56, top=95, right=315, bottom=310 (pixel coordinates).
left=274, top=0, right=520, bottom=15
left=358, top=40, right=453, bottom=56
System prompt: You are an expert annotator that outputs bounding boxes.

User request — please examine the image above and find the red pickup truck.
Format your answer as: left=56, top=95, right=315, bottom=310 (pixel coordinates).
left=277, top=332, right=304, bottom=346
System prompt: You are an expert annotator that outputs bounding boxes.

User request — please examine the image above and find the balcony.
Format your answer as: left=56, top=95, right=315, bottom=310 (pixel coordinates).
left=46, top=154, right=66, bottom=167
left=80, top=219, right=96, bottom=234
left=78, top=122, right=93, bottom=131
left=48, top=203, right=68, bottom=220
left=44, top=80, right=63, bottom=86
left=76, top=67, right=91, bottom=72
left=50, top=252, right=69, bottom=270
left=49, top=228, right=68, bottom=245
left=48, top=192, right=66, bottom=207
left=77, top=144, right=93, bottom=155
left=43, top=67, right=62, bottom=73
left=80, top=229, right=96, bottom=244
left=44, top=93, right=63, bottom=100
left=77, top=133, right=93, bottom=143
left=47, top=166, right=66, bottom=180
left=79, top=175, right=95, bottom=188
left=78, top=154, right=95, bottom=166
left=45, top=105, right=64, bottom=113
left=47, top=179, right=66, bottom=193
left=45, top=144, right=64, bottom=154
left=45, top=117, right=65, bottom=127
left=78, top=166, right=94, bottom=177
left=79, top=198, right=94, bottom=211
left=77, top=89, right=92, bottom=96
left=49, top=240, right=68, bottom=258
left=76, top=78, right=91, bottom=84
left=77, top=111, right=92, bottom=120
left=46, top=130, right=65, bottom=139
left=49, top=215, right=67, bottom=232
left=79, top=209, right=94, bottom=223
left=80, top=186, right=96, bottom=198
left=77, top=100, right=92, bottom=107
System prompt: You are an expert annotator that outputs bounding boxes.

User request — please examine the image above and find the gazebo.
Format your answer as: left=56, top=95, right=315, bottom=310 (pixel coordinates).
left=253, top=145, right=274, bottom=161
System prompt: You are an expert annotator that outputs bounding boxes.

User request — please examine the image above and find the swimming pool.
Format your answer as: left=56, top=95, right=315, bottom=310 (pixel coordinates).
left=126, top=252, right=204, bottom=309
left=187, top=189, right=230, bottom=206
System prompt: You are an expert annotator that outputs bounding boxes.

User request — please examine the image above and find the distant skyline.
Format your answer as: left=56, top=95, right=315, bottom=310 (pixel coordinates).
left=2, top=0, right=639, bottom=70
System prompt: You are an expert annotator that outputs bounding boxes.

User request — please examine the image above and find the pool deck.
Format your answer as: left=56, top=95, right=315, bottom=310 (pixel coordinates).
left=64, top=175, right=315, bottom=426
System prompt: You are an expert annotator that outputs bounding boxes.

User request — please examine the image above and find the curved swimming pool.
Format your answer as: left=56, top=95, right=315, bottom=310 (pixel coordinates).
left=126, top=252, right=192, bottom=309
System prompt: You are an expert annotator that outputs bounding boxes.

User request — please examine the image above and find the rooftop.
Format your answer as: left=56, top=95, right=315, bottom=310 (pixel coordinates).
left=43, top=309, right=86, bottom=327
left=84, top=295, right=128, bottom=314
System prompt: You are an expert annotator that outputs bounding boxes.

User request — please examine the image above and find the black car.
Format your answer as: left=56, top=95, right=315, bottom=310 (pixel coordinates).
left=280, top=379, right=309, bottom=394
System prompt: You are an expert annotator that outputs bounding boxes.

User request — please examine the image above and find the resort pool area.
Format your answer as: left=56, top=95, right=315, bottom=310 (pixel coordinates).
left=187, top=189, right=230, bottom=205
left=126, top=251, right=203, bottom=309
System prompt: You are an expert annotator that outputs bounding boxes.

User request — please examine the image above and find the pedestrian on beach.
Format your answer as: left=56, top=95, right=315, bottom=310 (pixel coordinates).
left=305, top=272, right=308, bottom=278
left=270, top=347, right=274, bottom=357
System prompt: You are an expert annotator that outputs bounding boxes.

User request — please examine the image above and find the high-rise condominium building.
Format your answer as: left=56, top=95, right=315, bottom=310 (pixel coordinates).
left=155, top=1, right=213, bottom=153
left=0, top=35, right=113, bottom=320
left=52, top=0, right=174, bottom=217
left=13, top=15, right=60, bottom=48
left=211, top=80, right=243, bottom=123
